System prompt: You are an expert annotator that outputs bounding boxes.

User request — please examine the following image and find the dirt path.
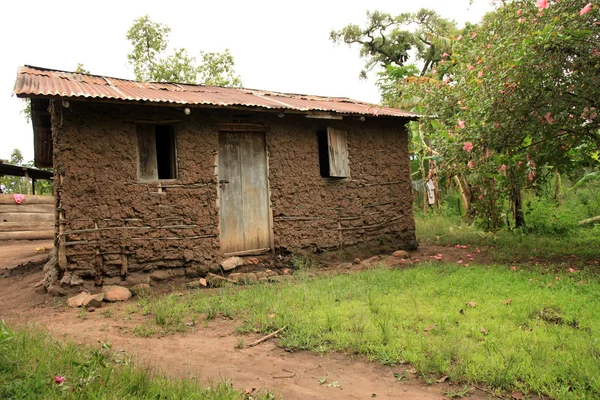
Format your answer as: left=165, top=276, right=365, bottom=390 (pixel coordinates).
left=0, top=242, right=495, bottom=399
left=0, top=239, right=53, bottom=270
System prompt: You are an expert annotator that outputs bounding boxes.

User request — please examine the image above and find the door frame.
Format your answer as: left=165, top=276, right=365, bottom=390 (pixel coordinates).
left=216, top=124, right=274, bottom=257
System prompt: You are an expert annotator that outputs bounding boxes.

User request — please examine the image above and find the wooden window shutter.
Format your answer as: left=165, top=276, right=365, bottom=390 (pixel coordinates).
left=327, top=127, right=349, bottom=178
left=137, top=125, right=158, bottom=180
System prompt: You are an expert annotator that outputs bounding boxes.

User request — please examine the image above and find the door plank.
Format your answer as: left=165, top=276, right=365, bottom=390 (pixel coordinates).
left=219, top=131, right=271, bottom=253
left=219, top=132, right=246, bottom=253
left=240, top=132, right=271, bottom=251
left=327, top=127, right=349, bottom=178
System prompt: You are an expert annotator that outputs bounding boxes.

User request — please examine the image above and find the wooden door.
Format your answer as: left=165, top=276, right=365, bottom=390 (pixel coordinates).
left=218, top=131, right=271, bottom=253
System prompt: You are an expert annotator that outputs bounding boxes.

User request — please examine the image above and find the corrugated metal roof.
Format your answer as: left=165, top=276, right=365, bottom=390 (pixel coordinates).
left=13, top=66, right=419, bottom=119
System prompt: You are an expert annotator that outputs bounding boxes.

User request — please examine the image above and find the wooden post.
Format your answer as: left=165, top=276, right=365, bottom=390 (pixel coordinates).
left=120, top=245, right=128, bottom=277
left=32, top=179, right=36, bottom=195
left=57, top=174, right=67, bottom=270
left=25, top=170, right=31, bottom=195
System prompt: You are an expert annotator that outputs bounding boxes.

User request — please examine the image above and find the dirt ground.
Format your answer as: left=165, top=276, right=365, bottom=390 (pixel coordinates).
left=0, top=239, right=54, bottom=271
left=0, top=241, right=505, bottom=399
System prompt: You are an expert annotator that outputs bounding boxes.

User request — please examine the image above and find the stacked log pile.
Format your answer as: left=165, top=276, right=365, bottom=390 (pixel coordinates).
left=0, top=194, right=54, bottom=240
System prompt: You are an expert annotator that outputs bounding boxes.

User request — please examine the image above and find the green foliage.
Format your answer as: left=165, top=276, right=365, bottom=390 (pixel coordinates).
left=126, top=15, right=171, bottom=82
left=126, top=15, right=242, bottom=86
left=197, top=50, right=242, bottom=87
left=400, top=0, right=600, bottom=227
left=0, top=320, right=263, bottom=399
left=74, top=63, right=90, bottom=75
left=330, top=9, right=458, bottom=82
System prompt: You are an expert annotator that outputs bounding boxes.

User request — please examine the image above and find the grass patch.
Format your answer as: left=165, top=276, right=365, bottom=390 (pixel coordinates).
left=0, top=321, right=273, bottom=399
left=152, top=264, right=600, bottom=398
left=416, top=212, right=600, bottom=263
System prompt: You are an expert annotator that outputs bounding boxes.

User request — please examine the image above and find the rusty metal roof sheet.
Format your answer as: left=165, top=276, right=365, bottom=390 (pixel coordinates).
left=14, top=66, right=418, bottom=119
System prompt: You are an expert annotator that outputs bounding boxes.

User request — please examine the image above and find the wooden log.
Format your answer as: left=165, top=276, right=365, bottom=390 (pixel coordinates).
left=579, top=215, right=600, bottom=225
left=0, top=212, right=54, bottom=223
left=247, top=327, right=287, bottom=347
left=60, top=224, right=198, bottom=236
left=131, top=235, right=217, bottom=240
left=0, top=230, right=54, bottom=240
left=223, top=248, right=271, bottom=257
left=120, top=247, right=128, bottom=277
left=0, top=194, right=54, bottom=205
left=273, top=216, right=324, bottom=221
left=0, top=222, right=54, bottom=232
left=0, top=204, right=54, bottom=214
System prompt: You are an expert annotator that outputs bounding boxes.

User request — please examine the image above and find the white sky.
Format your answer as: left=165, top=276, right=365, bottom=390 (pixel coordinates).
left=0, top=0, right=492, bottom=162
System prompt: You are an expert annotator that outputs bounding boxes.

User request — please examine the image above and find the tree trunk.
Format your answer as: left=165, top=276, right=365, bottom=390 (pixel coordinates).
left=454, top=175, right=471, bottom=220
left=553, top=170, right=562, bottom=205
left=511, top=184, right=525, bottom=228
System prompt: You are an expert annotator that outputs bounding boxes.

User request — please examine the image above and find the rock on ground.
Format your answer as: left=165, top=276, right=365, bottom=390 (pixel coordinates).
left=102, top=285, right=132, bottom=302
left=392, top=250, right=410, bottom=259
left=67, top=291, right=90, bottom=308
left=221, top=257, right=244, bottom=271
left=206, top=273, right=233, bottom=287
left=82, top=293, right=104, bottom=308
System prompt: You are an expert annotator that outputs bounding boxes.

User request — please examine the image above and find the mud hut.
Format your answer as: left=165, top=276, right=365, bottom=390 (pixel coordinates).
left=13, top=65, right=418, bottom=288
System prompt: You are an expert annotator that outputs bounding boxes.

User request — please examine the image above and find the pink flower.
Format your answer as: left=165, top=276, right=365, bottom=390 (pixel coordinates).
left=458, top=120, right=466, bottom=129
left=501, top=164, right=507, bottom=171
left=517, top=9, right=523, bottom=15
left=544, top=112, right=554, bottom=124
left=467, top=160, right=474, bottom=169
left=456, top=35, right=463, bottom=41
left=579, top=3, right=593, bottom=15
left=468, top=64, right=475, bottom=70
left=478, top=71, right=484, bottom=77
left=471, top=32, right=477, bottom=39
left=463, top=141, right=473, bottom=152
left=442, top=52, right=450, bottom=58
left=511, top=266, right=517, bottom=271
left=478, top=194, right=484, bottom=200
left=536, top=0, right=549, bottom=10
left=54, top=376, right=65, bottom=385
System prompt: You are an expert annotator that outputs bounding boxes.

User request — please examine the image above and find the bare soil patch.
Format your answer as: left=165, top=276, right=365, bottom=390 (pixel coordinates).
left=0, top=239, right=53, bottom=271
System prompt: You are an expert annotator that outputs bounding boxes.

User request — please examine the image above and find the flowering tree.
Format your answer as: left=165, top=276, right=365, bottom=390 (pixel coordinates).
left=400, top=0, right=599, bottom=228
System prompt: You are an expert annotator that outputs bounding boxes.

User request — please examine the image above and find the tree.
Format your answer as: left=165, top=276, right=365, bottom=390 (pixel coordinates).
left=197, top=50, right=242, bottom=87
left=330, top=9, right=459, bottom=106
left=400, top=0, right=600, bottom=228
left=126, top=15, right=242, bottom=86
left=74, top=63, right=91, bottom=74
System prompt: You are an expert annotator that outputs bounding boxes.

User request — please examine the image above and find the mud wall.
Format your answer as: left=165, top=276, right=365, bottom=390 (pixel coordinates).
left=266, top=115, right=416, bottom=252
left=50, top=101, right=415, bottom=285
left=52, top=102, right=220, bottom=285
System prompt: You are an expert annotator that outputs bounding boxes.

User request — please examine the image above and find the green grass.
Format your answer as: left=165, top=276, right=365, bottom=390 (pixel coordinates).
left=415, top=212, right=600, bottom=263
left=144, top=264, right=600, bottom=399
left=0, top=321, right=273, bottom=400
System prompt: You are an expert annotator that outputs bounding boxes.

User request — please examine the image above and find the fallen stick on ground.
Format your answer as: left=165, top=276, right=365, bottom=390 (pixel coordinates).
left=247, top=326, right=287, bottom=347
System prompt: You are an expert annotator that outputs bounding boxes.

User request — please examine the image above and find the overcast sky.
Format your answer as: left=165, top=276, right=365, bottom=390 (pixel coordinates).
left=0, top=0, right=492, bottom=162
